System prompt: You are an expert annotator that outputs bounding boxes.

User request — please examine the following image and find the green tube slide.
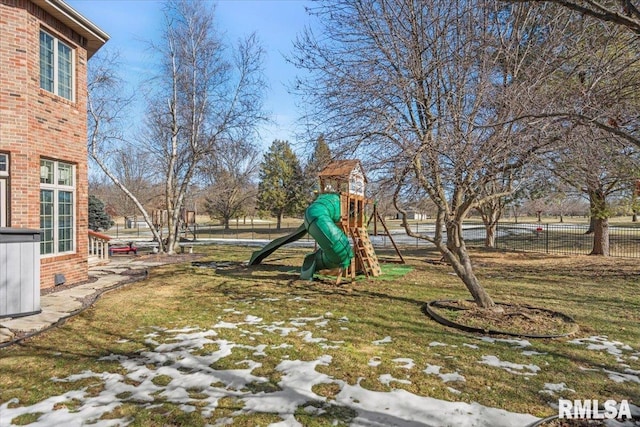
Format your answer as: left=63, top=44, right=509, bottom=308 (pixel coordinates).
left=300, top=193, right=353, bottom=280
left=248, top=193, right=353, bottom=280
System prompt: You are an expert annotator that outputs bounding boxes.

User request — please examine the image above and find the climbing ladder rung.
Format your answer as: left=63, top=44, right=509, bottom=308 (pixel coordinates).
left=347, top=227, right=381, bottom=278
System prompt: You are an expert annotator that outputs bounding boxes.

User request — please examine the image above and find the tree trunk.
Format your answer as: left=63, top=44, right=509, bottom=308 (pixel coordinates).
left=585, top=216, right=596, bottom=235
left=477, top=203, right=501, bottom=248
left=224, top=217, right=230, bottom=230
left=485, top=224, right=496, bottom=248
left=585, top=195, right=596, bottom=234
left=276, top=212, right=282, bottom=230
left=590, top=217, right=609, bottom=256
left=588, top=189, right=609, bottom=256
left=633, top=211, right=638, bottom=222
left=442, top=221, right=496, bottom=309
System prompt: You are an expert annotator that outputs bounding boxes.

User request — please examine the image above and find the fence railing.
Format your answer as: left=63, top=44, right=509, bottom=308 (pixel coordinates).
left=465, top=223, right=640, bottom=258
left=105, top=220, right=640, bottom=258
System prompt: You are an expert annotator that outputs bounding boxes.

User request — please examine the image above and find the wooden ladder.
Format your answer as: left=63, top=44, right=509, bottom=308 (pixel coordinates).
left=349, top=227, right=382, bottom=278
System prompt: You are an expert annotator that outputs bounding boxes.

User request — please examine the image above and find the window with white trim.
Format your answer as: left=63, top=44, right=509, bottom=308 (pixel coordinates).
left=39, top=30, right=74, bottom=101
left=40, top=159, right=75, bottom=255
left=0, top=153, right=7, bottom=227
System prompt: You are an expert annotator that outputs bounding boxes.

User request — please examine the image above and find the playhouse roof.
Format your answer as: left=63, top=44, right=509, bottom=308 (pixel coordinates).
left=318, top=160, right=367, bottom=182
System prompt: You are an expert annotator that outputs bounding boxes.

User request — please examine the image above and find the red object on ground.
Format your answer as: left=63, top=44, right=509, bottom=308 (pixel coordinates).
left=109, top=242, right=137, bottom=255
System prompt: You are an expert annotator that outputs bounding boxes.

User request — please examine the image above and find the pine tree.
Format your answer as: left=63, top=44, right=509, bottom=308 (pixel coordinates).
left=257, top=140, right=307, bottom=229
left=88, top=195, right=114, bottom=231
left=305, top=135, right=333, bottom=198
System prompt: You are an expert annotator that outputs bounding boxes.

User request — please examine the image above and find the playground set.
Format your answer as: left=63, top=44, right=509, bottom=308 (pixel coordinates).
left=249, top=160, right=403, bottom=284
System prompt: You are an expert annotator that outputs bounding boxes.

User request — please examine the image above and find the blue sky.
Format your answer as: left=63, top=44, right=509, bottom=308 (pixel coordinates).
left=67, top=0, right=313, bottom=148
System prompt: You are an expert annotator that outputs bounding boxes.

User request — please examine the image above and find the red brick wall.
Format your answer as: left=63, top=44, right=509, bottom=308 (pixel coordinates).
left=1, top=0, right=89, bottom=288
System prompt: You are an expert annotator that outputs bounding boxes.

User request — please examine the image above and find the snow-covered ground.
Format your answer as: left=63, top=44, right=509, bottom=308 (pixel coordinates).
left=2, top=310, right=639, bottom=427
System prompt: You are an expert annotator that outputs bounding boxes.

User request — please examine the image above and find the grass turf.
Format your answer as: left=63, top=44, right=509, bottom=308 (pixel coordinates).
left=0, top=245, right=638, bottom=426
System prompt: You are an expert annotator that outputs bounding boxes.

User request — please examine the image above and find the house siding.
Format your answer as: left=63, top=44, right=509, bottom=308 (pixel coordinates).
left=1, top=0, right=91, bottom=288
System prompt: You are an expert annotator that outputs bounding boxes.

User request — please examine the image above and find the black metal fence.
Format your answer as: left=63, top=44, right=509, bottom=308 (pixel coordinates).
left=107, top=220, right=640, bottom=258
left=464, top=223, right=640, bottom=258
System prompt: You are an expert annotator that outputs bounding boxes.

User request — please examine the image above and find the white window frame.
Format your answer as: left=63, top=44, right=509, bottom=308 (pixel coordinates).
left=0, top=153, right=7, bottom=227
left=0, top=180, right=6, bottom=228
left=39, top=29, right=75, bottom=102
left=40, top=159, right=76, bottom=256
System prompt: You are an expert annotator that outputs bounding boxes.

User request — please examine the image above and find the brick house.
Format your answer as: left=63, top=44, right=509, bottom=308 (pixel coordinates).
left=0, top=0, right=108, bottom=288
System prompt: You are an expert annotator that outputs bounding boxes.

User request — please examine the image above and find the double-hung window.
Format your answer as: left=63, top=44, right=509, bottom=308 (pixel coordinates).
left=39, top=30, right=74, bottom=101
left=40, top=159, right=75, bottom=255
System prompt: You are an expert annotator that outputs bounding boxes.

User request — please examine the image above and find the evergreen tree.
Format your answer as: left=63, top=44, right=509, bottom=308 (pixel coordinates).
left=305, top=135, right=333, bottom=198
left=257, top=140, right=307, bottom=229
left=88, top=195, right=114, bottom=231
left=306, top=135, right=332, bottom=179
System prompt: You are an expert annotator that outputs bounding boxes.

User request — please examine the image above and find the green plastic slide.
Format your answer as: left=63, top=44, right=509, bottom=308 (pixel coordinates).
left=248, top=193, right=353, bottom=280
left=248, top=223, right=307, bottom=266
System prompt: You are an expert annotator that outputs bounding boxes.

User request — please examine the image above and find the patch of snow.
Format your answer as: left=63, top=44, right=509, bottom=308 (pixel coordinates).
left=165, top=326, right=201, bottom=333
left=298, top=331, right=327, bottom=344
left=213, top=321, right=238, bottom=329
left=522, top=351, right=547, bottom=356
left=244, top=315, right=263, bottom=324
left=334, top=377, right=537, bottom=427
left=372, top=336, right=392, bottom=345
left=0, top=327, right=541, bottom=427
left=479, top=355, right=540, bottom=375
left=212, top=416, right=234, bottom=426
left=291, top=316, right=324, bottom=323
left=368, top=357, right=382, bottom=367
left=379, top=374, right=412, bottom=386
left=539, top=382, right=575, bottom=395
left=480, top=337, right=531, bottom=348
left=424, top=364, right=441, bottom=375
left=315, top=319, right=330, bottom=328
left=319, top=343, right=341, bottom=350
left=603, top=368, right=640, bottom=384
left=423, top=364, right=466, bottom=383
left=259, top=324, right=298, bottom=336
left=252, top=344, right=268, bottom=357
left=392, top=358, right=415, bottom=370
left=463, top=343, right=479, bottom=349
left=568, top=336, right=633, bottom=361
left=447, top=387, right=462, bottom=394
left=429, top=341, right=447, bottom=347
left=271, top=343, right=292, bottom=349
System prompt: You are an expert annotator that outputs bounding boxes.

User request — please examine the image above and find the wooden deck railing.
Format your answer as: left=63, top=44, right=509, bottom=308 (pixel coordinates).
left=88, top=230, right=111, bottom=262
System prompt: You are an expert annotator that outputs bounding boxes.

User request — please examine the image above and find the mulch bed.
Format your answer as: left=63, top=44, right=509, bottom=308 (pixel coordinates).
left=426, top=299, right=578, bottom=337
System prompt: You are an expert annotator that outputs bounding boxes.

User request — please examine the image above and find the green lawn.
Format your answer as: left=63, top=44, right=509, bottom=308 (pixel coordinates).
left=0, top=245, right=638, bottom=426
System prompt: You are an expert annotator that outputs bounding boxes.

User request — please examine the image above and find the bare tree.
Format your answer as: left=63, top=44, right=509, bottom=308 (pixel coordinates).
left=201, top=138, right=260, bottom=229
left=140, top=0, right=266, bottom=253
left=87, top=49, right=167, bottom=245
left=504, top=1, right=640, bottom=150
left=475, top=181, right=513, bottom=248
left=548, top=128, right=639, bottom=255
left=292, top=0, right=565, bottom=308
left=508, top=0, right=640, bottom=34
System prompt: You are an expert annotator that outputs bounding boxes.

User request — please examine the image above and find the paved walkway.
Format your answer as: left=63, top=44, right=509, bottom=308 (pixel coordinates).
left=0, top=256, right=173, bottom=346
